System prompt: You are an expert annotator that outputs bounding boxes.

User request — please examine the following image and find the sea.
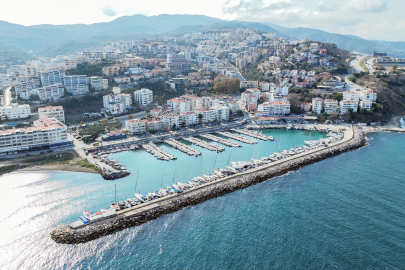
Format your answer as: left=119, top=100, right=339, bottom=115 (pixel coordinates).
left=0, top=131, right=405, bottom=269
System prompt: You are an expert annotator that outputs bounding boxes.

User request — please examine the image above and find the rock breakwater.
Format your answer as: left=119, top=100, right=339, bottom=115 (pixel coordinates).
left=51, top=127, right=365, bottom=244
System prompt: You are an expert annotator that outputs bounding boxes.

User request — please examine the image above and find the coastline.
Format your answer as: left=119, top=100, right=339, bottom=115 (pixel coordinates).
left=19, top=164, right=98, bottom=174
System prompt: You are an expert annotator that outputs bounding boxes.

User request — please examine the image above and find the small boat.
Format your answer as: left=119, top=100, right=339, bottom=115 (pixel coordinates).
left=111, top=203, right=120, bottom=211
left=127, top=198, right=136, bottom=206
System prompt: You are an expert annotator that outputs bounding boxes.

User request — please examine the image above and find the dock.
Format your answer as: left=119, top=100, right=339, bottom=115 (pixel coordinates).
left=182, top=137, right=225, bottom=152
left=199, top=134, right=242, bottom=148
left=142, top=142, right=177, bottom=161
left=164, top=138, right=201, bottom=156
left=217, top=131, right=258, bottom=144
left=232, top=128, right=273, bottom=141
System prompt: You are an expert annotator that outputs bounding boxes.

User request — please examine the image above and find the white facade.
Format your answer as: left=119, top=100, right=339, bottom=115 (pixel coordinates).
left=324, top=99, right=338, bottom=114
left=162, top=115, right=180, bottom=129
left=134, top=88, right=153, bottom=106
left=180, top=94, right=204, bottom=111
left=343, top=92, right=360, bottom=102
left=312, top=98, right=323, bottom=114
left=180, top=112, right=198, bottom=126
left=270, top=84, right=289, bottom=96
left=0, top=103, right=31, bottom=119
left=167, top=98, right=192, bottom=113
left=0, top=118, right=70, bottom=153
left=88, top=76, right=108, bottom=91
left=38, top=106, right=65, bottom=122
left=240, top=81, right=259, bottom=89
left=195, top=108, right=216, bottom=123
left=125, top=119, right=147, bottom=134
left=360, top=100, right=372, bottom=110
left=103, top=93, right=132, bottom=115
left=360, top=91, right=377, bottom=102
left=41, top=69, right=65, bottom=87
left=64, top=75, right=89, bottom=95
left=65, top=84, right=89, bottom=96
left=211, top=106, right=230, bottom=121
left=339, top=100, right=358, bottom=114
left=257, top=101, right=291, bottom=117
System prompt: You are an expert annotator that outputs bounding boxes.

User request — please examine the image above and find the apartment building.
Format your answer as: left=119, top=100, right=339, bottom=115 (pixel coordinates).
left=14, top=80, right=40, bottom=95
left=64, top=84, right=89, bottom=96
left=180, top=112, right=198, bottom=126
left=125, top=119, right=147, bottom=134
left=343, top=92, right=360, bottom=102
left=162, top=115, right=180, bottom=129
left=166, top=54, right=191, bottom=74
left=38, top=106, right=65, bottom=122
left=0, top=103, right=31, bottom=119
left=324, top=99, right=338, bottom=114
left=41, top=69, right=65, bottom=87
left=145, top=118, right=165, bottom=131
left=88, top=76, right=108, bottom=91
left=339, top=100, right=358, bottom=114
left=103, top=93, right=132, bottom=115
left=134, top=88, right=154, bottom=106
left=360, top=91, right=377, bottom=102
left=360, top=100, right=372, bottom=110
left=64, top=75, right=89, bottom=95
left=240, top=81, right=259, bottom=89
left=167, top=97, right=192, bottom=113
left=257, top=101, right=290, bottom=117
left=195, top=108, right=216, bottom=123
left=0, top=118, right=71, bottom=153
left=180, top=94, right=204, bottom=111
left=312, top=98, right=323, bottom=114
left=210, top=106, right=230, bottom=122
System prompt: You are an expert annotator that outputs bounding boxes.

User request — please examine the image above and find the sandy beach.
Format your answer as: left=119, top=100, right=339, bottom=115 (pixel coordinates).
left=19, top=163, right=98, bottom=174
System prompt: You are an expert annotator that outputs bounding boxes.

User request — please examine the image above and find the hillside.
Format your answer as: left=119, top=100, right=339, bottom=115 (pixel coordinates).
left=0, top=42, right=35, bottom=63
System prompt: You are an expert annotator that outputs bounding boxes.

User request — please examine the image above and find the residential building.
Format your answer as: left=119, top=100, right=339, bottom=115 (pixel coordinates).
left=166, top=54, right=191, bottom=74
left=343, top=92, right=360, bottom=102
left=103, top=93, right=132, bottom=115
left=0, top=118, right=71, bottom=153
left=114, top=77, right=131, bottom=84
left=88, top=76, right=108, bottom=91
left=38, top=106, right=65, bottom=123
left=146, top=118, right=165, bottom=131
left=300, top=102, right=311, bottom=112
left=134, top=88, right=154, bottom=106
left=180, top=94, right=204, bottom=110
left=195, top=108, right=216, bottom=123
left=37, top=85, right=65, bottom=101
left=180, top=112, right=198, bottom=126
left=257, top=101, right=291, bottom=117
left=360, top=100, right=372, bottom=110
left=64, top=84, right=89, bottom=96
left=0, top=103, right=31, bottom=119
left=324, top=99, right=338, bottom=114
left=270, top=84, right=289, bottom=95
left=240, top=81, right=259, bottom=89
left=64, top=75, right=89, bottom=95
left=41, top=69, right=65, bottom=87
left=339, top=100, right=358, bottom=114
left=162, top=115, right=180, bottom=129
left=125, top=119, right=147, bottom=134
left=312, top=98, right=323, bottom=114
left=14, top=79, right=40, bottom=95
left=360, top=91, right=377, bottom=102
left=169, top=77, right=188, bottom=94
left=211, top=106, right=230, bottom=121
left=167, top=97, right=192, bottom=113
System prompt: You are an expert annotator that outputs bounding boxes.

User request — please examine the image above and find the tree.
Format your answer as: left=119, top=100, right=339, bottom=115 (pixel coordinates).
left=392, top=63, right=397, bottom=72
left=128, top=114, right=133, bottom=120
left=332, top=93, right=343, bottom=101
left=321, top=112, right=328, bottom=119
left=227, top=78, right=240, bottom=94
left=347, top=108, right=354, bottom=114
left=236, top=110, right=244, bottom=117
left=146, top=114, right=153, bottom=119
left=198, top=113, right=204, bottom=124
left=348, top=76, right=356, bottom=83
left=213, top=76, right=228, bottom=94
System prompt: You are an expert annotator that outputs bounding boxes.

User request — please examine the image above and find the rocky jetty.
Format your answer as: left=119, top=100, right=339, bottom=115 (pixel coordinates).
left=101, top=170, right=131, bottom=180
left=51, top=127, right=366, bottom=244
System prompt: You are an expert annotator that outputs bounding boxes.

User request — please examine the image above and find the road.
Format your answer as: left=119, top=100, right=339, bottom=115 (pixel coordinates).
left=3, top=86, right=12, bottom=106
left=348, top=56, right=364, bottom=74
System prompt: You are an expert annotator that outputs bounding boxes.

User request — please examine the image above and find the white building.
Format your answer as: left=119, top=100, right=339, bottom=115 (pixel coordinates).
left=339, top=100, right=358, bottom=114
left=343, top=92, right=360, bottom=102
left=134, top=88, right=153, bottom=106
left=240, top=81, right=259, bottom=89
left=38, top=106, right=65, bottom=122
left=324, top=99, right=338, bottom=114
left=167, top=98, right=192, bottom=113
left=0, top=103, right=31, bottom=120
left=14, top=80, right=40, bottom=95
left=38, top=85, right=65, bottom=101
left=88, top=76, right=108, bottom=91
left=180, top=94, right=204, bottom=111
left=211, top=106, right=230, bottom=122
left=64, top=84, right=89, bottom=96
left=41, top=69, right=65, bottom=87
left=0, top=118, right=71, bottom=153
left=64, top=75, right=89, bottom=95
left=360, top=100, right=373, bottom=110
left=360, top=91, right=377, bottom=102
left=103, top=93, right=132, bottom=115
left=180, top=112, right=198, bottom=126
left=257, top=101, right=290, bottom=117
left=270, top=84, right=289, bottom=96
left=125, top=119, right=147, bottom=134
left=195, top=108, right=216, bottom=123
left=162, top=115, right=180, bottom=129
left=312, top=98, right=323, bottom=114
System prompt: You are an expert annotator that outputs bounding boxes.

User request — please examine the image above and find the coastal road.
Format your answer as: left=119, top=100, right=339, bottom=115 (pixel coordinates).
left=348, top=56, right=365, bottom=74
left=3, top=86, right=12, bottom=106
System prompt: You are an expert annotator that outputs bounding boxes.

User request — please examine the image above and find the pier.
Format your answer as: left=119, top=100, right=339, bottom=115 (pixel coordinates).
left=164, top=138, right=201, bottom=156
left=142, top=142, right=177, bottom=161
left=217, top=131, right=258, bottom=144
left=51, top=127, right=366, bottom=244
left=182, top=137, right=225, bottom=152
left=199, top=134, right=242, bottom=148
left=232, top=128, right=274, bottom=141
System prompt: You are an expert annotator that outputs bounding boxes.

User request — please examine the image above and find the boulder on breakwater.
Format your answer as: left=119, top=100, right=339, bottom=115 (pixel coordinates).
left=100, top=170, right=130, bottom=180
left=51, top=128, right=366, bottom=244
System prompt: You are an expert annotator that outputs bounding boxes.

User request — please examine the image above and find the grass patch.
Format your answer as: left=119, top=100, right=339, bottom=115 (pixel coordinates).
left=0, top=164, right=27, bottom=175
left=74, top=160, right=99, bottom=171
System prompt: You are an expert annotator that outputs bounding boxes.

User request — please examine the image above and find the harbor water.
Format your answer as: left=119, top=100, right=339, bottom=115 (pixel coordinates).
left=1, top=132, right=405, bottom=269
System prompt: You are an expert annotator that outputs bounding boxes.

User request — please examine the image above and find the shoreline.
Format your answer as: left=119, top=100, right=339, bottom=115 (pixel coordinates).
left=14, top=164, right=98, bottom=175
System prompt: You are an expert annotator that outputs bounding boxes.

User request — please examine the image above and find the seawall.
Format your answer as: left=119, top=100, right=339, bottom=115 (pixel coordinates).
left=51, top=127, right=366, bottom=244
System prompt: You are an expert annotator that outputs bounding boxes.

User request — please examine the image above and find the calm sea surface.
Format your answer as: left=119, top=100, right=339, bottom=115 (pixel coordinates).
left=0, top=131, right=404, bottom=269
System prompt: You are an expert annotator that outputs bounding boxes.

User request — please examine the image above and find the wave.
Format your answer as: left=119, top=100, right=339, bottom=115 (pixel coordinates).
left=400, top=118, right=405, bottom=129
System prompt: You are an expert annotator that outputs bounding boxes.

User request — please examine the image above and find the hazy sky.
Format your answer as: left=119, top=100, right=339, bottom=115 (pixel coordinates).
left=1, top=0, right=404, bottom=41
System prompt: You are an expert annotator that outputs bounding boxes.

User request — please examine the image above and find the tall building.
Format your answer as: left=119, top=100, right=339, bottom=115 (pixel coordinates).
left=166, top=54, right=191, bottom=74
left=134, top=88, right=153, bottom=106
left=88, top=76, right=109, bottom=91
left=312, top=98, right=323, bottom=114
left=64, top=75, right=89, bottom=95
left=0, top=103, right=31, bottom=119
left=38, top=106, right=65, bottom=123
left=41, top=69, right=65, bottom=87
left=103, top=93, right=132, bottom=115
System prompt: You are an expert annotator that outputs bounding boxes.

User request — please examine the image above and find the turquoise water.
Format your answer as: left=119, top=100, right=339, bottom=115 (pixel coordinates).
left=0, top=132, right=405, bottom=269
left=109, top=129, right=325, bottom=194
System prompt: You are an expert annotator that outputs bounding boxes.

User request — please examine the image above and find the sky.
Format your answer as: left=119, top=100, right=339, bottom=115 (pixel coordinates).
left=1, top=0, right=404, bottom=41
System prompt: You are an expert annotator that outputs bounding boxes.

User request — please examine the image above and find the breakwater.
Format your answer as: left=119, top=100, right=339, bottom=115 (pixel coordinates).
left=51, top=127, right=365, bottom=244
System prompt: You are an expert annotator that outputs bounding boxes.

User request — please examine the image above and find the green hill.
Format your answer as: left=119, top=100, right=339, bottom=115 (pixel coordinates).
left=0, top=42, right=35, bottom=63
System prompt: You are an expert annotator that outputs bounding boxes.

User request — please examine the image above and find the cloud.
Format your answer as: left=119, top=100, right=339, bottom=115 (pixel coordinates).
left=102, top=6, right=118, bottom=17
left=352, top=0, right=388, bottom=13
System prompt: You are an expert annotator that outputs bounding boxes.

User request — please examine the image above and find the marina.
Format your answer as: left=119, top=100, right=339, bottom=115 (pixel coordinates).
left=217, top=131, right=258, bottom=144
left=142, top=142, right=177, bottom=161
left=164, top=138, right=201, bottom=156
left=51, top=126, right=365, bottom=244
left=232, top=128, right=274, bottom=141
left=199, top=134, right=242, bottom=148
left=182, top=136, right=225, bottom=152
